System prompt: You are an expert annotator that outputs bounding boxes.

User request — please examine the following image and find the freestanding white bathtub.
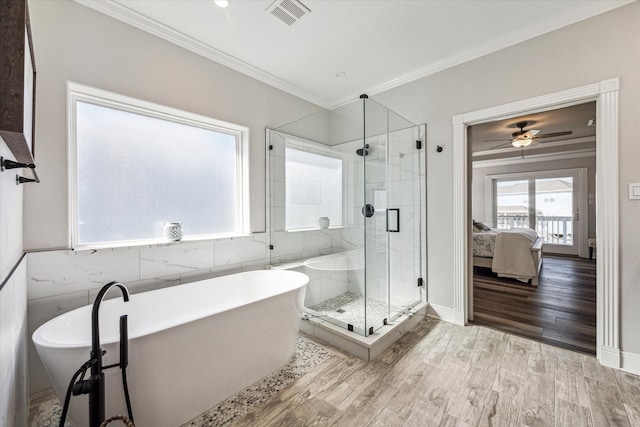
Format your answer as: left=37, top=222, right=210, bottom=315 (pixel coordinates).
left=32, top=270, right=308, bottom=427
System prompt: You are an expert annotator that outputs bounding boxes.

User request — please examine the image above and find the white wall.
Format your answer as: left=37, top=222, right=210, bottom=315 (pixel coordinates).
left=374, top=2, right=640, bottom=354
left=0, top=139, right=28, bottom=426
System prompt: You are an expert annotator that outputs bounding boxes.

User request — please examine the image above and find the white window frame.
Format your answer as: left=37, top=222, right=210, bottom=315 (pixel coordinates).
left=68, top=82, right=250, bottom=249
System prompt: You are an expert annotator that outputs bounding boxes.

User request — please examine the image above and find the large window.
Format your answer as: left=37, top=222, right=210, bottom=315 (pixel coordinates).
left=285, top=146, right=343, bottom=230
left=70, top=84, right=249, bottom=247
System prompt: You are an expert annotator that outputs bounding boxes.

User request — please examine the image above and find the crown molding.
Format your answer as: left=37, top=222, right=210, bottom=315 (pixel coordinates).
left=75, top=0, right=631, bottom=109
left=355, top=1, right=634, bottom=102
left=75, top=0, right=331, bottom=108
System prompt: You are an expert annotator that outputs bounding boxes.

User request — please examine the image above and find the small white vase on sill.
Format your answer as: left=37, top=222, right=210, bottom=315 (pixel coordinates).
left=163, top=222, right=183, bottom=241
left=318, top=217, right=330, bottom=229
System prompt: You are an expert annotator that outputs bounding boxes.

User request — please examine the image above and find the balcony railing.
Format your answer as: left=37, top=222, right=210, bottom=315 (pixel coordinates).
left=497, top=215, right=573, bottom=245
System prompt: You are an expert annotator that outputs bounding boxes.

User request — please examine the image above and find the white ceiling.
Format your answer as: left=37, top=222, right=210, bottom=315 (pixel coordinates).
left=78, top=0, right=632, bottom=108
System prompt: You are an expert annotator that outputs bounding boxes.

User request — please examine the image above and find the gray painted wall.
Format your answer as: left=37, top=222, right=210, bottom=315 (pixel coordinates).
left=25, top=0, right=322, bottom=249
left=373, top=2, right=640, bottom=353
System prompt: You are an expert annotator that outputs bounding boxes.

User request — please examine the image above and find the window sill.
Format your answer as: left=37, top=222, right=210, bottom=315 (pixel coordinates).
left=285, top=226, right=346, bottom=233
left=72, top=232, right=260, bottom=253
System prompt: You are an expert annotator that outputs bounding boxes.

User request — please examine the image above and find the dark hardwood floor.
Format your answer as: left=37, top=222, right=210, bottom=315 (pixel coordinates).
left=472, top=255, right=596, bottom=354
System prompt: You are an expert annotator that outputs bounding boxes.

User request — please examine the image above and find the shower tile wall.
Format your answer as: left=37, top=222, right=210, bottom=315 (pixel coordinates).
left=267, top=131, right=345, bottom=266
left=26, top=234, right=271, bottom=396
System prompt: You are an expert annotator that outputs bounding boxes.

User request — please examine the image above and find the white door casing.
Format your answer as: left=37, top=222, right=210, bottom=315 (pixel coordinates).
left=452, top=78, right=620, bottom=368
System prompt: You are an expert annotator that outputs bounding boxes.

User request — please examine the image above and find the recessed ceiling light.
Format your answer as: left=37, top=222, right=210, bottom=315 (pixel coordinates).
left=214, top=0, right=229, bottom=8
left=335, top=71, right=346, bottom=78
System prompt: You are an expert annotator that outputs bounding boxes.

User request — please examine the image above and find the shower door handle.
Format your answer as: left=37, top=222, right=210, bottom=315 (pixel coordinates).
left=387, top=208, right=400, bottom=232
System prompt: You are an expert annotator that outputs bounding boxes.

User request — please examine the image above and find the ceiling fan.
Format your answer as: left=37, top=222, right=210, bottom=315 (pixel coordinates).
left=487, top=121, right=573, bottom=149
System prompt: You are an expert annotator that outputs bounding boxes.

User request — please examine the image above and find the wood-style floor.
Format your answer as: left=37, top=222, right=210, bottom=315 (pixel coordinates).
left=472, top=255, right=596, bottom=354
left=230, top=318, right=640, bottom=426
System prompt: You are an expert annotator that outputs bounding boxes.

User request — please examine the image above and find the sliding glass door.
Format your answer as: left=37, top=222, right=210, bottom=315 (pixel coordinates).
left=496, top=179, right=530, bottom=229
left=493, top=170, right=585, bottom=255
left=535, top=177, right=574, bottom=249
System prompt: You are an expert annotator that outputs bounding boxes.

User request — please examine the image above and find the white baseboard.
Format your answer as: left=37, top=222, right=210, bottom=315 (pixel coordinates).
left=427, top=303, right=465, bottom=326
left=621, top=350, right=640, bottom=375
left=600, top=345, right=621, bottom=369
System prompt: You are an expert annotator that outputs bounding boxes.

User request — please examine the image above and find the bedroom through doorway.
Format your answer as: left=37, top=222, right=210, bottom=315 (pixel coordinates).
left=468, top=102, right=597, bottom=354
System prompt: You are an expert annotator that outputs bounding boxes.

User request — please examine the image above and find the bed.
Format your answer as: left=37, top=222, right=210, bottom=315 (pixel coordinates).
left=472, top=225, right=544, bottom=286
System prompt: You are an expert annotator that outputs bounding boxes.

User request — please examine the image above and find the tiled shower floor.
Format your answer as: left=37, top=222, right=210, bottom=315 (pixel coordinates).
left=28, top=335, right=332, bottom=427
left=309, top=292, right=402, bottom=332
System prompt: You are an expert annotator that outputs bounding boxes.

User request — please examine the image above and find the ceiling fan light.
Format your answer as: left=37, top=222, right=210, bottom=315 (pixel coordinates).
left=512, top=137, right=532, bottom=148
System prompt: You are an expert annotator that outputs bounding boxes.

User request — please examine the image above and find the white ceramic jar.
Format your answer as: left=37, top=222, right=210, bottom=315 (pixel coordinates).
left=163, top=222, right=183, bottom=241
left=318, top=217, right=330, bottom=229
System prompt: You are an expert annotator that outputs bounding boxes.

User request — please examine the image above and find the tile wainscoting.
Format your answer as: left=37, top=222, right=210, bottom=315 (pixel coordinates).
left=27, top=229, right=340, bottom=396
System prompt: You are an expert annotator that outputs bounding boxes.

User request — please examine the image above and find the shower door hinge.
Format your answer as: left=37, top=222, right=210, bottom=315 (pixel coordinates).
left=269, top=244, right=274, bottom=250
left=348, top=324, right=354, bottom=332
left=269, top=145, right=273, bottom=150
left=417, top=277, right=424, bottom=287
left=416, top=140, right=422, bottom=150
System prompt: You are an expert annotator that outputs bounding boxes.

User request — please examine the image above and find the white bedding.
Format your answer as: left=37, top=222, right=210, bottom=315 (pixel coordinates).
left=473, top=228, right=539, bottom=283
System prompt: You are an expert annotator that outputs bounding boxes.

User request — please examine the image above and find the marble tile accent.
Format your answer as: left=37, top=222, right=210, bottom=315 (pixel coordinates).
left=214, top=235, right=267, bottom=268
left=27, top=335, right=332, bottom=427
left=28, top=249, right=141, bottom=300
left=270, top=230, right=303, bottom=260
left=88, top=274, right=182, bottom=301
left=140, top=241, right=215, bottom=279
left=27, top=290, right=89, bottom=338
left=302, top=229, right=332, bottom=253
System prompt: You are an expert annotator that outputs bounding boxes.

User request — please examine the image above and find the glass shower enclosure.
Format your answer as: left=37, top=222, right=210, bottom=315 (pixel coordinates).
left=268, top=95, right=425, bottom=336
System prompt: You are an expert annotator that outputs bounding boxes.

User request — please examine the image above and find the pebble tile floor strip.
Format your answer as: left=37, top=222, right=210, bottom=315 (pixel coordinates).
left=27, top=335, right=332, bottom=427
left=309, top=292, right=403, bottom=331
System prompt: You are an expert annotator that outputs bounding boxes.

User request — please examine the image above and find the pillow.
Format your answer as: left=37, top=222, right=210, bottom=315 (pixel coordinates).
left=473, top=219, right=491, bottom=231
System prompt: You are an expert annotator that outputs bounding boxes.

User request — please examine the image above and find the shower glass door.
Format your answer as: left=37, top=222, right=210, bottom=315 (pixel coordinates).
left=362, top=98, right=423, bottom=334
left=269, top=95, right=424, bottom=337
left=362, top=97, right=390, bottom=334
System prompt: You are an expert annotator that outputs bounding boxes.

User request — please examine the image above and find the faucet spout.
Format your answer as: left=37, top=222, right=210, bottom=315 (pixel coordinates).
left=91, top=281, right=130, bottom=354
left=88, top=281, right=130, bottom=427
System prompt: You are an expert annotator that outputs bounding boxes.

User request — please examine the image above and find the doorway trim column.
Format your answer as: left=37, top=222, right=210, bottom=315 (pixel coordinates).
left=452, top=78, right=620, bottom=368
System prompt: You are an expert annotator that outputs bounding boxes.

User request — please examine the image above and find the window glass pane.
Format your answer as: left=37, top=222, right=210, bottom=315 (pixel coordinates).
left=496, top=179, right=529, bottom=229
left=535, top=177, right=573, bottom=245
left=285, top=147, right=343, bottom=229
left=76, top=101, right=238, bottom=244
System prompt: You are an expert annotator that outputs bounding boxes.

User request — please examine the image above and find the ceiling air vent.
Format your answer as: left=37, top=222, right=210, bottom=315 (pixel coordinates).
left=267, top=0, right=311, bottom=26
